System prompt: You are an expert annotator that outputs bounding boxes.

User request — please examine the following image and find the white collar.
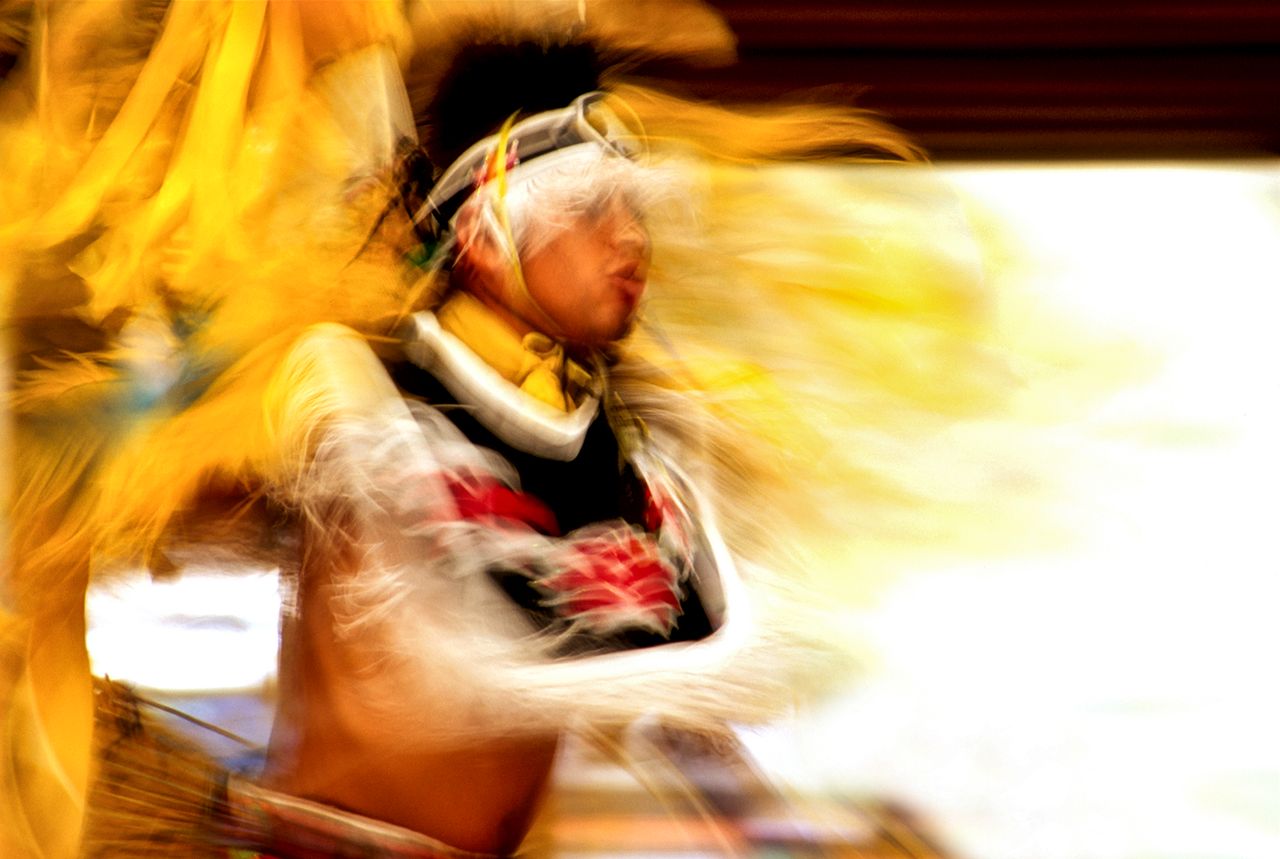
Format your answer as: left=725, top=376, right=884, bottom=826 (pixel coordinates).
left=401, top=311, right=599, bottom=461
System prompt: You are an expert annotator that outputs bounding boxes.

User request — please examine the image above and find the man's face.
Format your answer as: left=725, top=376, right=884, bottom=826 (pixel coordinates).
left=518, top=195, right=651, bottom=351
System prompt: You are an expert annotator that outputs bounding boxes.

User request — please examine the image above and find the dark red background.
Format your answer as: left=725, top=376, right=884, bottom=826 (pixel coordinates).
left=636, top=2, right=1280, bottom=158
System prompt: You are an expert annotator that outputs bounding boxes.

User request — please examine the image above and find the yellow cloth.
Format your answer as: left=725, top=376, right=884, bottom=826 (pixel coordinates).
left=435, top=292, right=593, bottom=411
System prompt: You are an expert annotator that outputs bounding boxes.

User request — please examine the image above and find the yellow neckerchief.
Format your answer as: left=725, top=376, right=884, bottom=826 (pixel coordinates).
left=435, top=291, right=594, bottom=412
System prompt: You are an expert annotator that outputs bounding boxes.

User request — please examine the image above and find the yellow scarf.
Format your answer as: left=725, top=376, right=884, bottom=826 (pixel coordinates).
left=435, top=292, right=593, bottom=412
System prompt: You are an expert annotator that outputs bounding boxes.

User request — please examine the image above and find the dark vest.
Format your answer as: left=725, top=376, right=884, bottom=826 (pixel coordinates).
left=390, top=360, right=712, bottom=649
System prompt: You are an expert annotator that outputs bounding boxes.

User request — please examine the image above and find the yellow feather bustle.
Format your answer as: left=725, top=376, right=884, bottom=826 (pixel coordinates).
left=2, top=4, right=413, bottom=856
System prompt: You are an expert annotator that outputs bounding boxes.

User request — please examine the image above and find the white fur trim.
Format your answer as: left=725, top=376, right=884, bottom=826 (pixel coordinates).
left=402, top=311, right=598, bottom=460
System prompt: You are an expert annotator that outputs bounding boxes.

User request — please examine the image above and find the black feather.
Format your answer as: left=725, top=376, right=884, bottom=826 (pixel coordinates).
left=422, top=38, right=604, bottom=171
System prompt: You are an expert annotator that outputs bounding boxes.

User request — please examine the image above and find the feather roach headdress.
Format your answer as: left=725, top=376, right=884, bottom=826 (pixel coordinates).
left=397, top=4, right=733, bottom=249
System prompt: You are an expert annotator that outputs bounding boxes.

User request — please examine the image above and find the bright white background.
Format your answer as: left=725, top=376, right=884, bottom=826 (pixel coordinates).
left=745, top=161, right=1280, bottom=859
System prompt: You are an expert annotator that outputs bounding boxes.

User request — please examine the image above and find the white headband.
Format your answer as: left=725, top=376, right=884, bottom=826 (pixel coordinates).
left=413, top=92, right=638, bottom=237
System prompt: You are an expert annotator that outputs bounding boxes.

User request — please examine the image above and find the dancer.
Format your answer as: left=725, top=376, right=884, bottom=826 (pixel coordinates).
left=260, top=86, right=725, bottom=855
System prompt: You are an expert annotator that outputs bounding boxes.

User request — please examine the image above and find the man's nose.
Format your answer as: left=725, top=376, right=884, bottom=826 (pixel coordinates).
left=613, top=216, right=649, bottom=258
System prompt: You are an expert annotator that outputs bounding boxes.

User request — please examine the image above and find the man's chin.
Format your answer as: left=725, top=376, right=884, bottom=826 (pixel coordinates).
left=607, top=314, right=640, bottom=347
left=567, top=319, right=634, bottom=357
